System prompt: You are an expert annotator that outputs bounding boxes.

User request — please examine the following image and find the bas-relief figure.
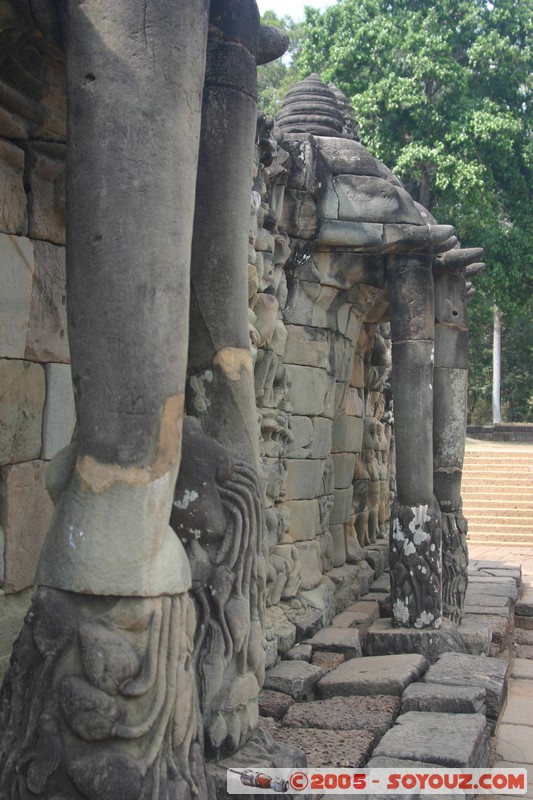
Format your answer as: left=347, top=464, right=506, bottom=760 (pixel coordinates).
left=0, top=4, right=485, bottom=795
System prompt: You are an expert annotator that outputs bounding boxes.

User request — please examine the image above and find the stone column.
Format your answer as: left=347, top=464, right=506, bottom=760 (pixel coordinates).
left=388, top=252, right=443, bottom=628
left=187, top=1, right=287, bottom=464
left=38, top=0, right=210, bottom=596
left=0, top=3, right=212, bottom=798
left=175, top=0, right=288, bottom=762
left=433, top=247, right=484, bottom=623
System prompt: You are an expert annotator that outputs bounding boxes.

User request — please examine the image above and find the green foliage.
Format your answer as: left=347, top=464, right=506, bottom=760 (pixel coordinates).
left=259, top=0, right=532, bottom=420
left=258, top=13, right=303, bottom=117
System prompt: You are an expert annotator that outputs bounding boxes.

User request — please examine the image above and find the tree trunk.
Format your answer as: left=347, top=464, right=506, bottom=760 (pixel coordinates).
left=493, top=304, right=502, bottom=423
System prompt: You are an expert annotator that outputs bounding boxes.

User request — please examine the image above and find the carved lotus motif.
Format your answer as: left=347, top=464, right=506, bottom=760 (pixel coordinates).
left=78, top=622, right=141, bottom=695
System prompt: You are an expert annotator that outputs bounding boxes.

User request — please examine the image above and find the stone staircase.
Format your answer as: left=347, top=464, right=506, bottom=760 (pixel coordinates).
left=462, top=447, right=533, bottom=546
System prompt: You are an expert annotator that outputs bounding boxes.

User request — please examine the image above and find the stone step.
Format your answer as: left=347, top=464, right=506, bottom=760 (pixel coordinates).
left=465, top=448, right=533, bottom=463
left=467, top=538, right=533, bottom=548
left=467, top=533, right=533, bottom=545
left=466, top=522, right=533, bottom=533
left=462, top=476, right=533, bottom=486
left=464, top=499, right=533, bottom=508
left=463, top=492, right=533, bottom=502
left=466, top=510, right=533, bottom=521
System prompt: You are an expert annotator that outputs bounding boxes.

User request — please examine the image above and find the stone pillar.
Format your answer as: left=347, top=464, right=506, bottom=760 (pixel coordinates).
left=38, top=0, right=210, bottom=595
left=187, top=1, right=287, bottom=464
left=433, top=247, right=484, bottom=623
left=388, top=252, right=443, bottom=629
left=177, top=0, right=287, bottom=762
left=0, top=3, right=212, bottom=798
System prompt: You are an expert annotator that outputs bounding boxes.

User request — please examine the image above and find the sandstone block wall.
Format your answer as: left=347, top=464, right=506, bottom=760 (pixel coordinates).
left=0, top=40, right=74, bottom=678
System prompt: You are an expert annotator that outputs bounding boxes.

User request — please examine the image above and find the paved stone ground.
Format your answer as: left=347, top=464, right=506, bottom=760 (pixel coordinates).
left=257, top=541, right=533, bottom=799
left=469, top=543, right=533, bottom=800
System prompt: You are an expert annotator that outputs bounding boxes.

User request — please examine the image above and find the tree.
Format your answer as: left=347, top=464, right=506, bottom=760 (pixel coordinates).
left=261, top=0, right=533, bottom=421
left=258, top=11, right=303, bottom=117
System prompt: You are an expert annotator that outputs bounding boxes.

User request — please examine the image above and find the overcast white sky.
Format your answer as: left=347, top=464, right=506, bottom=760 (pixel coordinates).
left=256, top=0, right=337, bottom=21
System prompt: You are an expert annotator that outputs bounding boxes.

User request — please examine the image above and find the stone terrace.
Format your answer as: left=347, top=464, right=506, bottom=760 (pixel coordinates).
left=254, top=543, right=533, bottom=798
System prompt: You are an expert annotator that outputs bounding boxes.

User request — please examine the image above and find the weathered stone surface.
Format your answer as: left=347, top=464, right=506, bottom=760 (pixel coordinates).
left=0, top=460, right=53, bottom=593
left=264, top=636, right=278, bottom=669
left=312, top=651, right=345, bottom=673
left=284, top=281, right=341, bottom=329
left=332, top=610, right=362, bottom=628
left=464, top=603, right=510, bottom=617
left=423, top=652, right=508, bottom=719
left=41, top=363, right=76, bottom=460
left=25, top=240, right=69, bottom=363
left=331, top=452, right=356, bottom=489
left=0, top=359, right=46, bottom=466
left=258, top=689, right=295, bottom=721
left=297, top=540, right=324, bottom=591
left=300, top=578, right=336, bottom=626
left=511, top=659, right=533, bottom=680
left=500, top=678, right=533, bottom=726
left=466, top=580, right=519, bottom=602
left=368, top=573, right=391, bottom=593
left=434, top=327, right=468, bottom=370
left=284, top=605, right=323, bottom=639
left=329, top=486, right=354, bottom=525
left=316, top=219, right=384, bottom=249
left=516, top=616, right=533, bottom=631
left=331, top=414, right=364, bottom=454
left=330, top=524, right=347, bottom=567
left=465, top=592, right=512, bottom=609
left=283, top=498, right=320, bottom=542
left=328, top=563, right=368, bottom=613
left=0, top=587, right=32, bottom=681
left=264, top=660, right=325, bottom=700
left=0, top=139, right=26, bottom=235
left=305, top=626, right=362, bottom=659
left=284, top=643, right=312, bottom=662
left=318, top=653, right=428, bottom=698
left=280, top=187, right=317, bottom=237
left=287, top=416, right=332, bottom=459
left=287, top=364, right=335, bottom=417
left=363, top=546, right=385, bottom=577
left=475, top=566, right=522, bottom=586
left=402, top=682, right=485, bottom=714
left=335, top=175, right=422, bottom=224
left=515, top=644, right=533, bottom=660
left=515, top=628, right=533, bottom=645
left=345, top=599, right=380, bottom=622
left=286, top=415, right=314, bottom=458
left=373, top=711, right=490, bottom=767
left=284, top=694, right=400, bottom=735
left=285, top=458, right=326, bottom=500
left=467, top=613, right=513, bottom=646
left=24, top=142, right=66, bottom=244
left=433, top=368, right=467, bottom=470
left=264, top=719, right=375, bottom=767
left=364, top=618, right=465, bottom=664
left=495, top=724, right=533, bottom=766
left=457, top=618, right=492, bottom=655
left=0, top=233, right=34, bottom=358
left=516, top=589, right=533, bottom=617
left=390, top=497, right=442, bottom=628
left=265, top=606, right=297, bottom=654
left=284, top=324, right=329, bottom=369
left=214, top=725, right=307, bottom=798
